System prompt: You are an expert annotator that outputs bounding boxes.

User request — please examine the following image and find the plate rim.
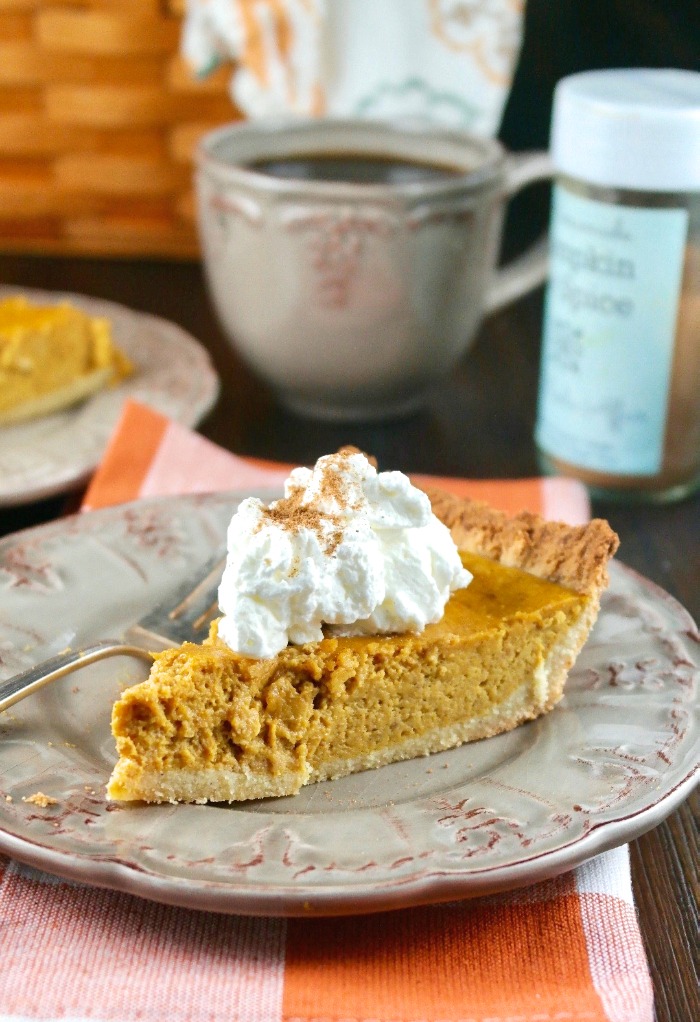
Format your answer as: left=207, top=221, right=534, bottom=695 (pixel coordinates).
left=0, top=492, right=698, bottom=915
left=0, top=750, right=696, bottom=917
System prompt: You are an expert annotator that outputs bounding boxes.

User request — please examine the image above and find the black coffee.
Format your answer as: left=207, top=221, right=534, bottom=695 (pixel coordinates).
left=247, top=152, right=464, bottom=185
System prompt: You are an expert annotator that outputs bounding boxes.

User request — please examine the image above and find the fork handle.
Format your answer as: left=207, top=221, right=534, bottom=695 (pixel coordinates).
left=0, top=641, right=154, bottom=714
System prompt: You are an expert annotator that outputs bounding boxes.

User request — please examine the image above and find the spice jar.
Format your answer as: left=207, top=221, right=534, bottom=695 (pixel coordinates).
left=535, top=69, right=700, bottom=502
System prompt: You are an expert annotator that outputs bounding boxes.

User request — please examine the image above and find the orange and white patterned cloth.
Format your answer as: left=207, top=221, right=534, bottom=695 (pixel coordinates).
left=81, top=400, right=592, bottom=521
left=183, top=0, right=525, bottom=135
left=0, top=401, right=654, bottom=1022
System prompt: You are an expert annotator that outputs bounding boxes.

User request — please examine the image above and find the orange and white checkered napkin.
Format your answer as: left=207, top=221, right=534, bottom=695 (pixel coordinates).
left=0, top=400, right=654, bottom=1022
left=82, top=400, right=592, bottom=522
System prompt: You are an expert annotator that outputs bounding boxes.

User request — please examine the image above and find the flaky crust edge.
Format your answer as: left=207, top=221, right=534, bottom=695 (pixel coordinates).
left=427, top=487, right=619, bottom=597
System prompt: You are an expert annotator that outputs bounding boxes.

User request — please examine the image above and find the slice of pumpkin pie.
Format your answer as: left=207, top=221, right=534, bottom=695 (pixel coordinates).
left=108, top=451, right=618, bottom=804
left=0, top=295, right=133, bottom=425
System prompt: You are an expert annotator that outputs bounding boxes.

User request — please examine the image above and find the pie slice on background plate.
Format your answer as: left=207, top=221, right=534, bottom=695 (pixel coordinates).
left=0, top=295, right=133, bottom=426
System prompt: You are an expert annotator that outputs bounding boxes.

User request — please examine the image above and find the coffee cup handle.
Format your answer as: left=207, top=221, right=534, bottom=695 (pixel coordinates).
left=484, top=151, right=554, bottom=316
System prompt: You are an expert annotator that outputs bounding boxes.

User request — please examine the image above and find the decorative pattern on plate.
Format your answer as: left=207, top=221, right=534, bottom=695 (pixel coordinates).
left=0, top=493, right=697, bottom=916
left=0, top=287, right=219, bottom=507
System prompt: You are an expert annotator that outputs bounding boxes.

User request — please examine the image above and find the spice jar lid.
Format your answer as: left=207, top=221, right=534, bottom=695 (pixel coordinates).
left=550, top=68, right=700, bottom=192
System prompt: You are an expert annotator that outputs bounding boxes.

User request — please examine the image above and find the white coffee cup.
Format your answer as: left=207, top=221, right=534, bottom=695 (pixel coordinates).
left=196, top=118, right=552, bottom=421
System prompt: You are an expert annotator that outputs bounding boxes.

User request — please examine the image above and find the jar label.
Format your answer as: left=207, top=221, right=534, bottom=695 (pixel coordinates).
left=536, top=187, right=688, bottom=475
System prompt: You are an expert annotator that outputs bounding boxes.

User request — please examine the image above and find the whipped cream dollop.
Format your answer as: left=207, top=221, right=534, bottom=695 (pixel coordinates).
left=217, top=450, right=472, bottom=658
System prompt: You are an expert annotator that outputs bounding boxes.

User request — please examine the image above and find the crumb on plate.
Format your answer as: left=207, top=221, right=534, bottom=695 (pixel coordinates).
left=22, top=792, right=59, bottom=808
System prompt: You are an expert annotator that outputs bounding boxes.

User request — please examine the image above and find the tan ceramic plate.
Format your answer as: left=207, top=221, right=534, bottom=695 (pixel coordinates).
left=0, top=493, right=697, bottom=916
left=0, top=287, right=219, bottom=507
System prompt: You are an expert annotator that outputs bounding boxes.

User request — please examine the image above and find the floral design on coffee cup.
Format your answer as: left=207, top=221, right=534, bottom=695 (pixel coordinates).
left=284, top=207, right=395, bottom=310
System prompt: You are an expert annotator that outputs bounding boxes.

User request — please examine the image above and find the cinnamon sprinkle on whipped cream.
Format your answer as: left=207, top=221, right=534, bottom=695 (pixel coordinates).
left=217, top=450, right=472, bottom=659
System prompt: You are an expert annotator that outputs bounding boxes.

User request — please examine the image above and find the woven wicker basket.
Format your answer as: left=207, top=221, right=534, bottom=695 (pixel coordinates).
left=0, top=0, right=240, bottom=259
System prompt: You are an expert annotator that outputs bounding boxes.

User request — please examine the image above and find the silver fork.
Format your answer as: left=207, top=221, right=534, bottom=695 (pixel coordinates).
left=0, top=550, right=226, bottom=714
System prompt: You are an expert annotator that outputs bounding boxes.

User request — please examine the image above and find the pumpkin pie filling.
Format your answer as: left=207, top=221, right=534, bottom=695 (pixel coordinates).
left=0, top=295, right=133, bottom=425
left=108, top=488, right=618, bottom=804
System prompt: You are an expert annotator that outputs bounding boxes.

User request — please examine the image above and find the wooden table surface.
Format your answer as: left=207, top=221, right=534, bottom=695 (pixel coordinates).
left=0, top=252, right=697, bottom=1022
